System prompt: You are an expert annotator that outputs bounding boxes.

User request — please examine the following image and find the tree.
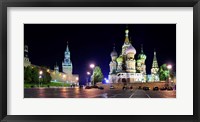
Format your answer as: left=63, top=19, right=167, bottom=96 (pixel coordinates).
left=38, top=66, right=52, bottom=84
left=159, top=64, right=170, bottom=81
left=91, top=66, right=104, bottom=85
left=24, top=66, right=32, bottom=83
left=31, top=67, right=39, bottom=83
left=43, top=71, right=52, bottom=84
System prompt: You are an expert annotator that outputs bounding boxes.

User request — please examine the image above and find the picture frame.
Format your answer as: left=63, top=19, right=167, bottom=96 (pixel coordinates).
left=0, top=0, right=199, bottom=122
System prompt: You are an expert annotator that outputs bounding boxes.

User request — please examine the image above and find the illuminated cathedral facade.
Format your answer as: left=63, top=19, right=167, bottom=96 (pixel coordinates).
left=108, top=27, right=160, bottom=83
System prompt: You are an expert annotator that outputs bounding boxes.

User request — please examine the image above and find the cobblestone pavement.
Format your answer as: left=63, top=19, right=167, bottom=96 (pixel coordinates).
left=24, top=87, right=176, bottom=98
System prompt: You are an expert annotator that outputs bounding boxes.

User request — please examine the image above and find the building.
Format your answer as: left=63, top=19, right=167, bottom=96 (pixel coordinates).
left=24, top=42, right=79, bottom=86
left=24, top=45, right=31, bottom=67
left=108, top=27, right=159, bottom=84
left=62, top=42, right=72, bottom=74
left=148, top=50, right=160, bottom=82
left=51, top=42, right=79, bottom=85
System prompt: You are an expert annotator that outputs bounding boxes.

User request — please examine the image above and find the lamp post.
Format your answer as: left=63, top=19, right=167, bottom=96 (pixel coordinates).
left=86, top=71, right=91, bottom=86
left=167, top=64, right=172, bottom=87
left=76, top=77, right=79, bottom=86
left=89, top=64, right=95, bottom=86
left=39, top=70, right=43, bottom=87
left=62, top=74, right=66, bottom=87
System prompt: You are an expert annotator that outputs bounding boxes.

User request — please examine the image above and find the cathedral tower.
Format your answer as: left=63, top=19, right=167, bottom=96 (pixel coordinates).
left=121, top=26, right=131, bottom=56
left=151, top=50, right=159, bottom=74
left=24, top=44, right=31, bottom=67
left=62, top=42, right=73, bottom=74
left=137, top=44, right=147, bottom=74
left=109, top=45, right=118, bottom=74
left=150, top=50, right=160, bottom=81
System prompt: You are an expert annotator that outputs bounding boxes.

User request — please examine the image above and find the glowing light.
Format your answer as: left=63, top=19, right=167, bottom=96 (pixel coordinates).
left=104, top=78, right=109, bottom=83
left=87, top=72, right=91, bottom=75
left=39, top=71, right=43, bottom=75
left=167, top=64, right=172, bottom=70
left=90, top=64, right=95, bottom=69
left=47, top=69, right=50, bottom=72
left=63, top=75, right=66, bottom=78
left=76, top=77, right=79, bottom=81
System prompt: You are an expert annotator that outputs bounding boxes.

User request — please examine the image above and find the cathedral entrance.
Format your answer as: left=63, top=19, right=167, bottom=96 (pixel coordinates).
left=122, top=78, right=127, bottom=85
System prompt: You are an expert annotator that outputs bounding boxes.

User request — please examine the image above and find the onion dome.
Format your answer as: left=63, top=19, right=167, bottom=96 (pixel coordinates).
left=110, top=46, right=118, bottom=57
left=125, top=45, right=136, bottom=55
left=137, top=59, right=142, bottom=63
left=138, top=44, right=147, bottom=60
left=138, top=53, right=147, bottom=60
left=116, top=55, right=123, bottom=63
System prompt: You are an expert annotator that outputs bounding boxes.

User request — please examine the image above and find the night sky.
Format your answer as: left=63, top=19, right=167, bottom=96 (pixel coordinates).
left=24, top=24, right=176, bottom=85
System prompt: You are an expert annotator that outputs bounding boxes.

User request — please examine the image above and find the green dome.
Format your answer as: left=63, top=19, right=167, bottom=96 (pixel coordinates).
left=137, top=59, right=142, bottom=63
left=138, top=53, right=147, bottom=60
left=116, top=55, right=123, bottom=63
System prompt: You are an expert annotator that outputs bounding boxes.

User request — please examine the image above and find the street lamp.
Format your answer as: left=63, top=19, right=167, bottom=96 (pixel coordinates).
left=87, top=71, right=91, bottom=75
left=89, top=64, right=95, bottom=86
left=167, top=64, right=172, bottom=70
left=75, top=77, right=79, bottom=86
left=167, top=64, right=172, bottom=87
left=86, top=71, right=91, bottom=86
left=39, top=70, right=43, bottom=75
left=90, top=64, right=95, bottom=69
left=39, top=70, right=43, bottom=87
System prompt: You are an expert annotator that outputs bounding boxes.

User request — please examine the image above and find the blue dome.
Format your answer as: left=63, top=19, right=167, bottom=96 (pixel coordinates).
left=111, top=47, right=118, bottom=57
left=111, top=50, right=118, bottom=57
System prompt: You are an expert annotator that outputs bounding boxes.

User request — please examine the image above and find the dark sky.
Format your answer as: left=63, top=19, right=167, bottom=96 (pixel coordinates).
left=24, top=24, right=176, bottom=85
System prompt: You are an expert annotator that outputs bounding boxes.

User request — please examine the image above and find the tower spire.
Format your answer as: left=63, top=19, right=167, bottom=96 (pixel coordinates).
left=66, top=41, right=69, bottom=52
left=152, top=49, right=158, bottom=68
left=124, top=25, right=130, bottom=44
left=141, top=44, right=143, bottom=53
left=125, top=25, right=129, bottom=37
left=153, top=49, right=156, bottom=59
left=113, top=43, right=116, bottom=50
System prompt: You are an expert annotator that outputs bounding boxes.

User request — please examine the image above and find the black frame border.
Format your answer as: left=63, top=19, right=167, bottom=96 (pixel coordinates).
left=0, top=0, right=199, bottom=122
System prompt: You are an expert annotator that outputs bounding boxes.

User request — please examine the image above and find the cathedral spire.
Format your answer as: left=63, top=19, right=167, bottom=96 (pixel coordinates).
left=153, top=49, right=157, bottom=60
left=66, top=41, right=69, bottom=52
left=113, top=43, right=116, bottom=51
left=111, top=43, right=118, bottom=57
left=124, top=25, right=130, bottom=44
left=141, top=44, right=143, bottom=53
left=152, top=49, right=158, bottom=68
